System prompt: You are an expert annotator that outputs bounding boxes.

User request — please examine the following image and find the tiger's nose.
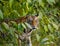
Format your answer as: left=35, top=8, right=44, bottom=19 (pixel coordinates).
left=32, top=26, right=36, bottom=29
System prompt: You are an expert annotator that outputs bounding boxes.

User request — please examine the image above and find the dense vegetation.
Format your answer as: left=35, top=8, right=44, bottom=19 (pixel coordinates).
left=0, top=0, right=60, bottom=46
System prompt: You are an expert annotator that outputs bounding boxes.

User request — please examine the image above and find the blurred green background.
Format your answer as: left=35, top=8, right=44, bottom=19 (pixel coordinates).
left=0, top=0, right=60, bottom=46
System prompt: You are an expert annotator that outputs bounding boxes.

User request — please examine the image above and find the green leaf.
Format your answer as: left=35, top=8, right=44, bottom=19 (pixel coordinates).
left=0, top=10, right=3, bottom=19
left=36, top=34, right=40, bottom=42
left=41, top=38, right=49, bottom=43
left=44, top=25, right=48, bottom=32
left=13, top=10, right=20, bottom=17
left=27, top=0, right=31, bottom=3
left=48, top=24, right=52, bottom=31
left=38, top=0, right=44, bottom=7
left=9, top=27, right=15, bottom=35
left=44, top=42, right=50, bottom=44
left=9, top=0, right=14, bottom=8
left=22, top=23, right=26, bottom=29
left=52, top=22, right=58, bottom=30
left=47, top=0, right=55, bottom=5
left=18, top=23, right=24, bottom=32
left=25, top=22, right=32, bottom=29
left=10, top=21, right=17, bottom=29
left=2, top=22, right=9, bottom=31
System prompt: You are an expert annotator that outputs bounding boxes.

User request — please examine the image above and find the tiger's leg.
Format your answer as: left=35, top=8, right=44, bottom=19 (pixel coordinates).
left=26, top=36, right=32, bottom=46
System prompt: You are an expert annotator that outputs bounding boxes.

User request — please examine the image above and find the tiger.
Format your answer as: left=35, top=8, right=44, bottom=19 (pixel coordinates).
left=0, top=14, right=39, bottom=46
left=0, top=14, right=39, bottom=31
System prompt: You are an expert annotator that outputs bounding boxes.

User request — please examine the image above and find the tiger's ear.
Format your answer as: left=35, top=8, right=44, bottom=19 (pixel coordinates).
left=35, top=13, right=39, bottom=17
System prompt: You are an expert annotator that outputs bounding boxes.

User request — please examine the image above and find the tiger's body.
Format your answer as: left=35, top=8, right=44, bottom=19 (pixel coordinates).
left=0, top=14, right=39, bottom=30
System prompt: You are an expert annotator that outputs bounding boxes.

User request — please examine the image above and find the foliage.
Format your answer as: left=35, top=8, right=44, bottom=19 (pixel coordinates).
left=0, top=0, right=60, bottom=46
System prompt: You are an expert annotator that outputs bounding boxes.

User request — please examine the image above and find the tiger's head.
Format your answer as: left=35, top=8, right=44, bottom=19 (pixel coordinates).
left=26, top=14, right=39, bottom=30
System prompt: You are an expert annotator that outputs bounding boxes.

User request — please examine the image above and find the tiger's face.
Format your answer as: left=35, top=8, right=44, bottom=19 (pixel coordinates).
left=27, top=14, right=39, bottom=30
